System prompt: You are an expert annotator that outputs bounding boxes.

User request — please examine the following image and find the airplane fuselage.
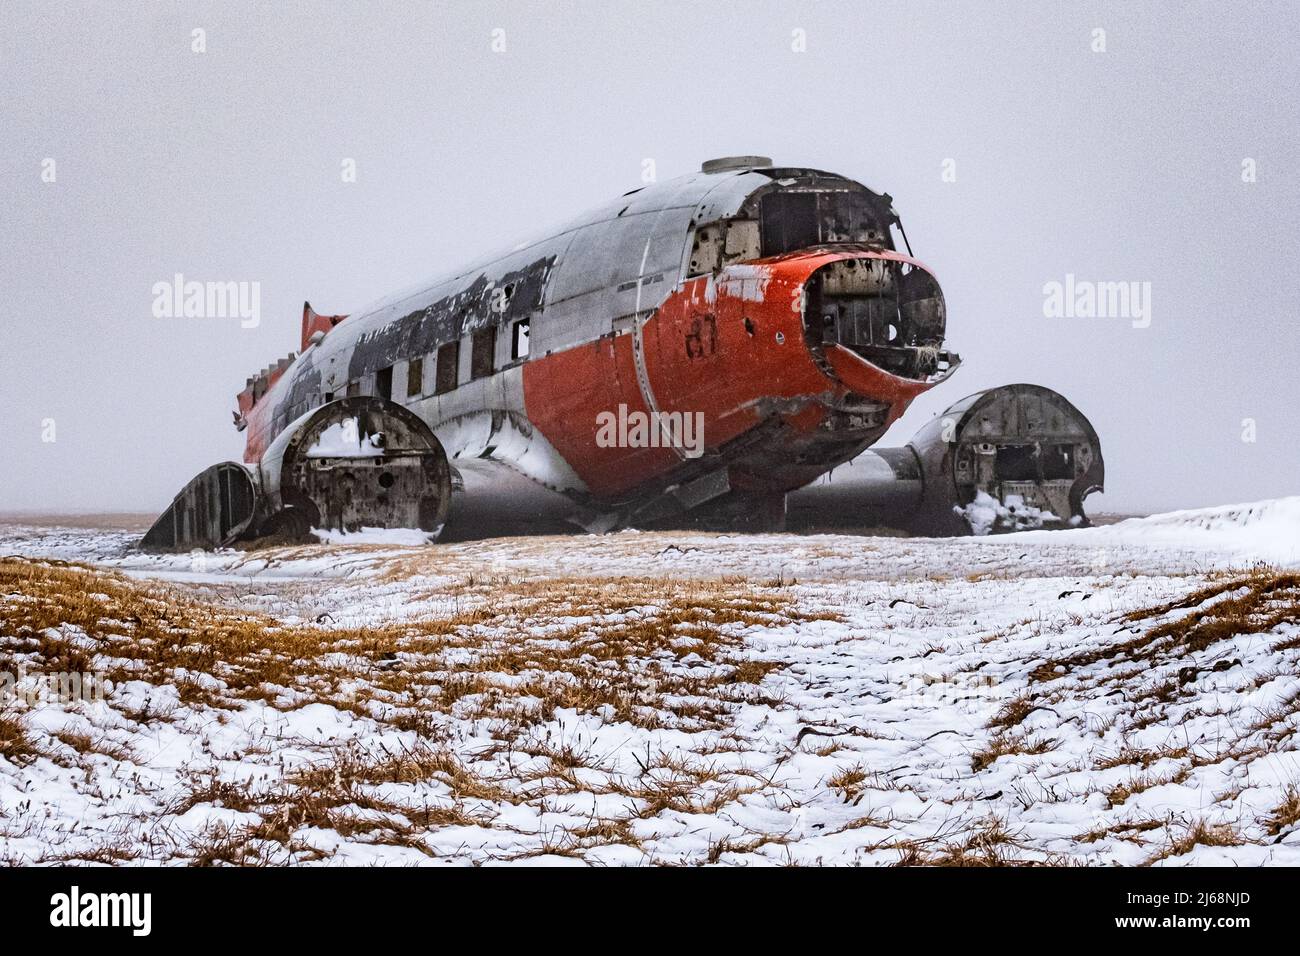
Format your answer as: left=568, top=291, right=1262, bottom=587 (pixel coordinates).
left=234, top=158, right=959, bottom=532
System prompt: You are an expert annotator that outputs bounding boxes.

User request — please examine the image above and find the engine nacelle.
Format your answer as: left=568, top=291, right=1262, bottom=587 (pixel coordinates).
left=787, top=383, right=1104, bottom=535
left=142, top=397, right=452, bottom=550
left=256, top=397, right=452, bottom=538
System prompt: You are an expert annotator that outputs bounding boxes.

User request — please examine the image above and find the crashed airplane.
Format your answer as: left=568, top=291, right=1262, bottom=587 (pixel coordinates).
left=143, top=157, right=1102, bottom=550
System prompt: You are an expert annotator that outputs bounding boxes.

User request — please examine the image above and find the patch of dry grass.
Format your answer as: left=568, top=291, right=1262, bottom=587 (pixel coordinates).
left=1075, top=817, right=1166, bottom=845
left=971, top=731, right=1052, bottom=773
left=51, top=729, right=136, bottom=764
left=1104, top=767, right=1191, bottom=807
left=1143, top=819, right=1244, bottom=864
left=890, top=816, right=1062, bottom=867
left=1032, top=569, right=1300, bottom=682
left=0, top=557, right=803, bottom=737
left=827, top=764, right=868, bottom=802
left=1263, top=785, right=1300, bottom=838
left=0, top=710, right=42, bottom=765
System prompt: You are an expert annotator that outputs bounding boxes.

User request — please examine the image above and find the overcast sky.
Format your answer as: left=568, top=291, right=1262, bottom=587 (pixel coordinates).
left=2, top=1, right=1296, bottom=515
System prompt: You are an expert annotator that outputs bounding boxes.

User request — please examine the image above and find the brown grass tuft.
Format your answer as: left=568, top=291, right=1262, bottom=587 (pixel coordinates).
left=1264, top=785, right=1300, bottom=838
left=1144, top=819, right=1244, bottom=864
left=0, top=711, right=42, bottom=765
left=1032, top=569, right=1300, bottom=682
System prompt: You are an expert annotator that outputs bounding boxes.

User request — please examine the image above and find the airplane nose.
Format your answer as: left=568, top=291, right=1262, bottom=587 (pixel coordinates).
left=802, top=255, right=954, bottom=382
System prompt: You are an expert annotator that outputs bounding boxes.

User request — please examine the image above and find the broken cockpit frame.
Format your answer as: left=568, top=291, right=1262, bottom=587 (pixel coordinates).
left=803, top=256, right=950, bottom=380
left=688, top=165, right=913, bottom=272
left=686, top=168, right=957, bottom=385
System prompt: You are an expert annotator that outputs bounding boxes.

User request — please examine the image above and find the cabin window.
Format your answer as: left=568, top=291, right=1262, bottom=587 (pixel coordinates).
left=375, top=366, right=393, bottom=401
left=435, top=341, right=458, bottom=394
left=407, top=357, right=424, bottom=397
left=512, top=317, right=530, bottom=360
left=470, top=326, right=496, bottom=380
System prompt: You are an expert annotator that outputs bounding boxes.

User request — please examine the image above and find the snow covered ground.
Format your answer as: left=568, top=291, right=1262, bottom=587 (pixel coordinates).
left=2, top=498, right=1299, bottom=866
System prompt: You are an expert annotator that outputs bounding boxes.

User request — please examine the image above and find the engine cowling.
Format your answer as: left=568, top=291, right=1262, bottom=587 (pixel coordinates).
left=787, top=383, right=1104, bottom=535
left=256, top=397, right=452, bottom=539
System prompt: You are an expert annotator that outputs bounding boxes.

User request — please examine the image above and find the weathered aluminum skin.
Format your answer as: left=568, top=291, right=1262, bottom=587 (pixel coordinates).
left=242, top=164, right=906, bottom=462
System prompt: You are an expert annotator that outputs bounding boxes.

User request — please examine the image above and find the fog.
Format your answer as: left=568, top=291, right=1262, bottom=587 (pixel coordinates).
left=3, top=1, right=1296, bottom=515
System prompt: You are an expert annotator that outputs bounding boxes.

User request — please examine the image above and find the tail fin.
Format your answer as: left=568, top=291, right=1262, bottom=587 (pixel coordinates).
left=301, top=300, right=349, bottom=352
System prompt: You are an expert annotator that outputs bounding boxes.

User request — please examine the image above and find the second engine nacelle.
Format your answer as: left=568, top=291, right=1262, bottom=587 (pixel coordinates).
left=787, top=383, right=1104, bottom=535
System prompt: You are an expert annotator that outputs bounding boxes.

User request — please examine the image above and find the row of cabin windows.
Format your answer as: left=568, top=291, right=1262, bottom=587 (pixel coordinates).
left=337, top=316, right=531, bottom=405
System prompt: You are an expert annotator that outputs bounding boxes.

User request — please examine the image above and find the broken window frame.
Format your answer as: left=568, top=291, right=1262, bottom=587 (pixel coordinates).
left=406, top=356, right=424, bottom=398
left=434, top=341, right=458, bottom=395
left=470, top=326, right=496, bottom=381
left=511, top=317, right=531, bottom=361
